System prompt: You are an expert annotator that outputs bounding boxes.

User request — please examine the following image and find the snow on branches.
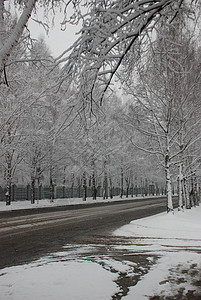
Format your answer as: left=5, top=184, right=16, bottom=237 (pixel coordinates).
left=58, top=0, right=195, bottom=105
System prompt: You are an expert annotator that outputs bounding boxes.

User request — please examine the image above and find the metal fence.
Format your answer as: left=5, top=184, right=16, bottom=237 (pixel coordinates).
left=0, top=184, right=163, bottom=202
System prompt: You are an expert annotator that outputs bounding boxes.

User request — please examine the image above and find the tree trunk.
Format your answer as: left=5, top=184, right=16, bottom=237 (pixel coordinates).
left=5, top=183, right=11, bottom=206
left=177, top=163, right=183, bottom=211
left=120, top=167, right=123, bottom=198
left=165, top=154, right=173, bottom=213
left=189, top=172, right=196, bottom=207
left=109, top=176, right=113, bottom=199
left=50, top=168, right=55, bottom=202
left=0, top=0, right=37, bottom=81
left=135, top=180, right=138, bottom=197
left=71, top=173, right=74, bottom=198
left=5, top=152, right=12, bottom=205
left=183, top=177, right=191, bottom=209
left=103, top=171, right=108, bottom=200
left=195, top=177, right=200, bottom=205
left=125, top=177, right=130, bottom=198
left=31, top=177, right=36, bottom=204
left=131, top=182, right=134, bottom=198
left=92, top=172, right=96, bottom=200
left=82, top=172, right=87, bottom=201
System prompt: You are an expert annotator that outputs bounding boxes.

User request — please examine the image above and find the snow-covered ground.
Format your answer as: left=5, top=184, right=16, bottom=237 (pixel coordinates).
left=0, top=201, right=201, bottom=299
left=114, top=206, right=201, bottom=299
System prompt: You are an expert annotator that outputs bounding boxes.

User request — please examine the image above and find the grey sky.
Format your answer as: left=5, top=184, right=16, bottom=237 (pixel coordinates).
left=6, top=1, right=80, bottom=58
left=28, top=12, right=80, bottom=58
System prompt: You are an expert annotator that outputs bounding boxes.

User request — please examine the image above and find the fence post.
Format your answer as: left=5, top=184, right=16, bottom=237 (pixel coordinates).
left=26, top=185, right=31, bottom=200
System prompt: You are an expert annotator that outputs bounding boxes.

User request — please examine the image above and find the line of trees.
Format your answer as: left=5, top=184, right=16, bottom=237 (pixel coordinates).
left=117, top=12, right=201, bottom=212
left=0, top=1, right=200, bottom=211
left=0, top=39, right=166, bottom=204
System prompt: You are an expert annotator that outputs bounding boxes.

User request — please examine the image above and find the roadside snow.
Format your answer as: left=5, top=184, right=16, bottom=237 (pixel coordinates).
left=114, top=205, right=201, bottom=240
left=0, top=203, right=201, bottom=299
left=114, top=205, right=201, bottom=299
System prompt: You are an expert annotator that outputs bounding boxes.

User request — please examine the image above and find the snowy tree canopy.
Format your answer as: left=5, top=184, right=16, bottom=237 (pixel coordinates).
left=0, top=0, right=68, bottom=82
left=1, top=0, right=199, bottom=89
left=58, top=0, right=200, bottom=105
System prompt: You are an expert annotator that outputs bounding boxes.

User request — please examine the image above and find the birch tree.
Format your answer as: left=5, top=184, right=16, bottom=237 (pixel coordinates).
left=0, top=0, right=37, bottom=82
left=119, top=20, right=201, bottom=212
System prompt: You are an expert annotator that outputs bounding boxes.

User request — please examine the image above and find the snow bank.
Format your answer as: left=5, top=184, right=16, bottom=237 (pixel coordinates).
left=114, top=205, right=201, bottom=240
left=114, top=205, right=201, bottom=299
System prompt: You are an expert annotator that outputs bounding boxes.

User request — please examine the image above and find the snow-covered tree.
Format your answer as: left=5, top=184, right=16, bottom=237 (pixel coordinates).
left=60, top=0, right=200, bottom=105
left=1, top=0, right=198, bottom=91
left=0, top=29, right=41, bottom=204
left=118, top=18, right=201, bottom=212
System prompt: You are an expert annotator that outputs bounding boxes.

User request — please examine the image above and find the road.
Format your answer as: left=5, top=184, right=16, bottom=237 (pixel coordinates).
left=0, top=196, right=172, bottom=269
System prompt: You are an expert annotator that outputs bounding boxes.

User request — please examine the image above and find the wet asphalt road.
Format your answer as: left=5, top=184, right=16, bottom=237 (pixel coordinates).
left=0, top=197, right=172, bottom=269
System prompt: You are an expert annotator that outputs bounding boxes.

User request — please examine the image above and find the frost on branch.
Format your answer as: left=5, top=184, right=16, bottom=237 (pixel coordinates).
left=60, top=0, right=195, bottom=105
left=0, top=0, right=70, bottom=83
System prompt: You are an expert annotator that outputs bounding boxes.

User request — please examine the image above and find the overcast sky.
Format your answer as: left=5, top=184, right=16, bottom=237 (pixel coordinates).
left=6, top=1, right=80, bottom=58
left=28, top=10, right=80, bottom=58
